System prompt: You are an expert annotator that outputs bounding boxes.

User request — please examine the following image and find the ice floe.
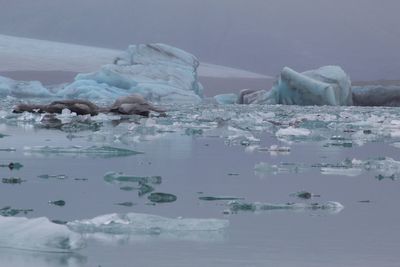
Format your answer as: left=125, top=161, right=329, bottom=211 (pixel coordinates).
left=0, top=216, right=84, bottom=252
left=66, top=212, right=229, bottom=242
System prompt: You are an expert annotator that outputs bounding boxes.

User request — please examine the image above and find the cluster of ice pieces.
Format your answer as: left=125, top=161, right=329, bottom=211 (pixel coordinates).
left=0, top=43, right=203, bottom=104
left=255, top=157, right=400, bottom=180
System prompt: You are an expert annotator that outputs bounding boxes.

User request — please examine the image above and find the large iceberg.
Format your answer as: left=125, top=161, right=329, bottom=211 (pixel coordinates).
left=241, top=66, right=352, bottom=106
left=64, top=43, right=203, bottom=103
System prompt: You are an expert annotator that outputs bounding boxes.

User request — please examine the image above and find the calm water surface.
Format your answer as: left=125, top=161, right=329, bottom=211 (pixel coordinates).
left=0, top=104, right=399, bottom=267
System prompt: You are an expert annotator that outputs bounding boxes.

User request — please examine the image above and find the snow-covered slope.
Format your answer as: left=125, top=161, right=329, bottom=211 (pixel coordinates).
left=0, top=34, right=271, bottom=79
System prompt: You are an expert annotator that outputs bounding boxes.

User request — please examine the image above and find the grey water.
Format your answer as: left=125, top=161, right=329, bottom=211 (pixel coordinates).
left=0, top=103, right=400, bottom=266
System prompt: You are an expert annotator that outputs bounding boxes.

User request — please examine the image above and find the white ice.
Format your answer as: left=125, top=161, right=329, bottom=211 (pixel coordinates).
left=66, top=212, right=229, bottom=243
left=0, top=216, right=84, bottom=252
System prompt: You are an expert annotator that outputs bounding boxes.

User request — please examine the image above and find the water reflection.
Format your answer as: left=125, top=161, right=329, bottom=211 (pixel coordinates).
left=0, top=249, right=87, bottom=267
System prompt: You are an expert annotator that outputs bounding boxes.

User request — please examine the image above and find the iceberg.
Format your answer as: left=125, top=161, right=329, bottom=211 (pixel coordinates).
left=0, top=216, right=84, bottom=252
left=71, top=43, right=203, bottom=103
left=244, top=66, right=352, bottom=106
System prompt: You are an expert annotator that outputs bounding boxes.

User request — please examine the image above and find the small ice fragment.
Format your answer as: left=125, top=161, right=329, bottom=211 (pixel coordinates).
left=0, top=148, right=16, bottom=152
left=104, top=172, right=161, bottom=185
left=138, top=183, right=154, bottom=196
left=24, top=146, right=142, bottom=158
left=2, top=177, right=24, bottom=184
left=49, top=200, right=66, bottom=207
left=0, top=206, right=33, bottom=217
left=6, top=162, right=23, bottom=170
left=120, top=186, right=135, bottom=191
left=115, top=202, right=135, bottom=207
left=38, top=174, right=68, bottom=180
left=148, top=192, right=177, bottom=203
left=255, top=162, right=304, bottom=175
left=276, top=127, right=311, bottom=137
left=199, top=196, right=244, bottom=201
left=375, top=174, right=396, bottom=181
left=289, top=191, right=320, bottom=200
left=321, top=167, right=362, bottom=177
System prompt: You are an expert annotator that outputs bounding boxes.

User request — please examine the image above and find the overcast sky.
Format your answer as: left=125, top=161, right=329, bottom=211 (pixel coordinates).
left=0, top=0, right=399, bottom=80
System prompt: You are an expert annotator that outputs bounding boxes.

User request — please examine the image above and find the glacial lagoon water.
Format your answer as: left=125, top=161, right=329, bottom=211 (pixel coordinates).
left=0, top=101, right=399, bottom=266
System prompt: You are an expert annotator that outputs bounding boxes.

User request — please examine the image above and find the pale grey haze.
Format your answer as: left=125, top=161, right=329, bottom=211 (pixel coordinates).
left=0, top=0, right=399, bottom=80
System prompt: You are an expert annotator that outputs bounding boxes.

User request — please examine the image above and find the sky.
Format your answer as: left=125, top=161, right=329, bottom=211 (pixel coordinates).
left=0, top=0, right=399, bottom=80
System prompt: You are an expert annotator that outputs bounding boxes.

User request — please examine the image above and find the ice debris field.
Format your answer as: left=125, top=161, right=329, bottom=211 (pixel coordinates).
left=0, top=42, right=399, bottom=263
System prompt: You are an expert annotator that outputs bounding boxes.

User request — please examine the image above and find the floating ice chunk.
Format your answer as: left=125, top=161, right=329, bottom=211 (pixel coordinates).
left=276, top=127, right=311, bottom=137
left=0, top=216, right=84, bottom=252
left=214, top=93, right=238, bottom=105
left=104, top=172, right=161, bottom=185
left=24, top=145, right=142, bottom=158
left=257, top=145, right=291, bottom=156
left=228, top=201, right=344, bottom=213
left=290, top=191, right=320, bottom=199
left=254, top=162, right=305, bottom=176
left=2, top=177, right=24, bottom=184
left=249, top=66, right=352, bottom=106
left=321, top=167, right=363, bottom=177
left=148, top=192, right=177, bottom=203
left=67, top=212, right=229, bottom=236
left=199, top=196, right=244, bottom=201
